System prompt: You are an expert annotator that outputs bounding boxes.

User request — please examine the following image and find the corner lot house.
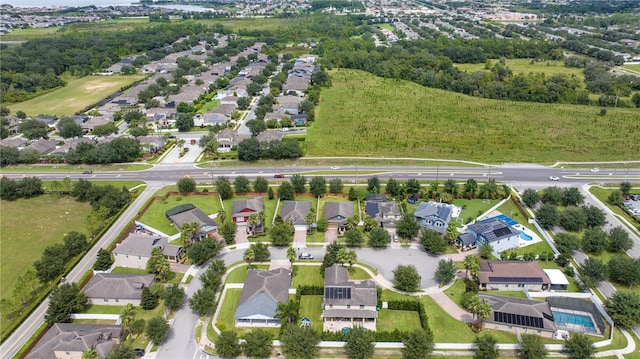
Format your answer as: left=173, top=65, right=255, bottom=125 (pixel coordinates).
left=324, top=202, right=354, bottom=234
left=478, top=261, right=551, bottom=291
left=414, top=201, right=454, bottom=235
left=232, top=197, right=264, bottom=224
left=26, top=324, right=123, bottom=359
left=83, top=273, right=155, bottom=306
left=479, top=294, right=557, bottom=338
left=166, top=204, right=218, bottom=239
left=365, top=196, right=401, bottom=229
left=235, top=268, right=292, bottom=327
left=112, top=233, right=182, bottom=269
left=280, top=200, right=313, bottom=231
left=467, top=219, right=519, bottom=255
left=322, top=265, right=377, bottom=332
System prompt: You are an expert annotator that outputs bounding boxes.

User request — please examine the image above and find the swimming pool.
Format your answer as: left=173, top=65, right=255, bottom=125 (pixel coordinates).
left=520, top=232, right=533, bottom=241
left=552, top=311, right=597, bottom=333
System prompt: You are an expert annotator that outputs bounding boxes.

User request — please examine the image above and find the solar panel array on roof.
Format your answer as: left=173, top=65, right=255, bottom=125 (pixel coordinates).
left=493, top=227, right=513, bottom=238
left=494, top=311, right=544, bottom=328
left=488, top=276, right=543, bottom=283
left=325, top=287, right=351, bottom=300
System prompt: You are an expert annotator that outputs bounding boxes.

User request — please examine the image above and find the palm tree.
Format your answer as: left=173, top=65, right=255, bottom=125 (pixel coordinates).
left=465, top=295, right=482, bottom=322
left=286, top=246, right=296, bottom=267
left=120, top=303, right=137, bottom=338
left=479, top=178, right=498, bottom=200
left=82, top=349, right=99, bottom=359
left=346, top=216, right=359, bottom=231
left=180, top=221, right=200, bottom=247
left=463, top=255, right=480, bottom=279
left=336, top=247, right=349, bottom=266
left=257, top=211, right=266, bottom=233
left=275, top=299, right=300, bottom=326
left=345, top=250, right=357, bottom=274
left=243, top=248, right=255, bottom=267
left=305, top=208, right=316, bottom=233
left=177, top=138, right=185, bottom=150
left=444, top=179, right=459, bottom=197
left=477, top=302, right=492, bottom=328
left=248, top=213, right=259, bottom=235
left=217, top=209, right=226, bottom=224
left=463, top=178, right=478, bottom=199
left=363, top=215, right=378, bottom=232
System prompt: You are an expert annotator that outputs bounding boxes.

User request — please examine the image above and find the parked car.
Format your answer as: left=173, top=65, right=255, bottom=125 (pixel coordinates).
left=299, top=253, right=314, bottom=260
left=274, top=174, right=285, bottom=178
left=591, top=168, right=600, bottom=172
left=82, top=170, right=93, bottom=174
left=393, top=234, right=399, bottom=242
left=548, top=176, right=559, bottom=181
left=133, top=348, right=145, bottom=357
left=330, top=166, right=340, bottom=170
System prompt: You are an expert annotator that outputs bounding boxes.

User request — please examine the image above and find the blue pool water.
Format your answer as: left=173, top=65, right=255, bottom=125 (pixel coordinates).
left=520, top=232, right=533, bottom=241
left=552, top=311, right=597, bottom=333
left=482, top=214, right=518, bottom=226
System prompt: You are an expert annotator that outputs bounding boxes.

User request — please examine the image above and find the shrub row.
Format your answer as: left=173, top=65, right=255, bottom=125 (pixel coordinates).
left=321, top=329, right=409, bottom=342
left=387, top=300, right=429, bottom=329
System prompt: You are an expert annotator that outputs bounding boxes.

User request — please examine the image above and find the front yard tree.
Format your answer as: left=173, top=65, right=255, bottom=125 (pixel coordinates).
left=582, top=228, right=608, bottom=254
left=402, top=329, right=434, bottom=359
left=605, top=292, right=640, bottom=328
left=609, top=226, right=633, bottom=252
left=287, top=246, right=296, bottom=266
left=580, top=258, right=607, bottom=288
left=564, top=333, right=595, bottom=359
left=435, top=259, right=457, bottom=285
left=345, top=326, right=375, bottom=359
left=290, top=174, right=307, bottom=194
left=106, top=344, right=136, bottom=359
left=188, top=238, right=222, bottom=266
left=253, top=176, right=269, bottom=193
left=216, top=176, right=233, bottom=200
left=250, top=242, right=270, bottom=262
left=271, top=221, right=294, bottom=247
left=345, top=229, right=364, bottom=247
left=162, top=283, right=186, bottom=311
left=309, top=176, right=326, bottom=198
left=281, top=326, right=320, bottom=359
left=120, top=304, right=137, bottom=338
left=421, top=229, right=448, bottom=254
left=367, top=176, right=381, bottom=193
left=177, top=177, right=196, bottom=193
left=464, top=255, right=481, bottom=279
left=393, top=265, right=421, bottom=292
left=478, top=243, right=493, bottom=259
left=146, top=247, right=170, bottom=281
left=234, top=175, right=251, bottom=193
left=216, top=330, right=242, bottom=358
left=518, top=334, right=548, bottom=359
left=474, top=333, right=499, bottom=359
left=329, top=178, right=344, bottom=194
left=522, top=189, right=540, bottom=207
left=396, top=215, right=420, bottom=240
left=220, top=221, right=237, bottom=245
left=536, top=204, right=558, bottom=228
left=368, top=227, right=390, bottom=248
left=242, top=329, right=273, bottom=358
left=244, top=248, right=255, bottom=267
left=145, top=317, right=170, bottom=345
left=189, top=288, right=216, bottom=315
left=278, top=181, right=295, bottom=200
left=45, top=283, right=88, bottom=325
left=140, top=287, right=159, bottom=310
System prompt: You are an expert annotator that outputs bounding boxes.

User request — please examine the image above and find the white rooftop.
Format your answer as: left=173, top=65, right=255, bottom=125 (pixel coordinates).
left=543, top=269, right=569, bottom=285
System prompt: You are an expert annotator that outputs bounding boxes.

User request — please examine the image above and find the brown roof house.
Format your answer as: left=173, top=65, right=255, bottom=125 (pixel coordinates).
left=478, top=261, right=551, bottom=292
left=26, top=324, right=123, bottom=359
left=323, top=202, right=354, bottom=234
left=83, top=273, right=155, bottom=306
left=280, top=200, right=313, bottom=231
left=112, top=233, right=182, bottom=269
left=479, top=294, right=557, bottom=338
left=166, top=204, right=218, bottom=240
left=322, top=265, right=377, bottom=332
left=235, top=268, right=292, bottom=327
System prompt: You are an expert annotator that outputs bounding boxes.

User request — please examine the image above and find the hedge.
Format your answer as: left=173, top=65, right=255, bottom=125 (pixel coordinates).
left=387, top=300, right=429, bottom=330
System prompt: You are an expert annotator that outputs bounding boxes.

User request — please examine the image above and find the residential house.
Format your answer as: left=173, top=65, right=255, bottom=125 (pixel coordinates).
left=414, top=201, right=453, bottom=236
left=193, top=112, right=228, bottom=127
left=27, top=139, right=58, bottom=154
left=112, top=233, right=182, bottom=269
left=324, top=202, right=354, bottom=234
left=232, top=197, right=264, bottom=224
left=479, top=294, right=556, bottom=338
left=215, top=128, right=247, bottom=152
left=478, top=261, right=551, bottom=292
left=137, top=135, right=165, bottom=153
left=209, top=103, right=237, bottom=120
left=280, top=200, right=313, bottom=231
left=219, top=96, right=239, bottom=106
left=83, top=273, right=155, bottom=306
left=322, top=265, right=377, bottom=332
left=455, top=232, right=477, bottom=250
left=290, top=114, right=307, bottom=127
left=235, top=268, right=292, bottom=327
left=365, top=196, right=401, bottom=229
left=256, top=130, right=284, bottom=143
left=467, top=219, right=520, bottom=255
left=283, top=77, right=310, bottom=96
left=83, top=115, right=112, bottom=133
left=275, top=95, right=303, bottom=114
left=34, top=115, right=58, bottom=126
left=166, top=204, right=218, bottom=240
left=26, top=323, right=123, bottom=359
left=49, top=137, right=94, bottom=156
left=543, top=269, right=569, bottom=291
left=0, top=136, right=27, bottom=149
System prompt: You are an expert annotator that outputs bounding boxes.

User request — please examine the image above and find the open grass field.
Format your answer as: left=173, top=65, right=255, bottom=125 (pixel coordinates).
left=0, top=195, right=91, bottom=301
left=455, top=59, right=585, bottom=79
left=310, top=70, right=640, bottom=163
left=6, top=74, right=147, bottom=117
left=196, top=17, right=302, bottom=33
left=622, top=64, right=640, bottom=73
left=378, top=24, right=395, bottom=31
left=138, top=194, right=222, bottom=235
left=0, top=27, right=60, bottom=41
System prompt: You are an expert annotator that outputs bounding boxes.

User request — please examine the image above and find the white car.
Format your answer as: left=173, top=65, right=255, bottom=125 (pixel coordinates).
left=549, top=176, right=559, bottom=181
left=298, top=253, right=314, bottom=260
left=330, top=166, right=340, bottom=170
left=591, top=168, right=600, bottom=172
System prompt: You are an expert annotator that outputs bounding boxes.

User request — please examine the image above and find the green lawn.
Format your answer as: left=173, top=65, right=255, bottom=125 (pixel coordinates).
left=589, top=186, right=640, bottom=233
left=378, top=24, right=395, bottom=31
left=111, top=267, right=149, bottom=275
left=377, top=309, right=422, bottom=332
left=6, top=74, right=147, bottom=117
left=310, top=69, right=640, bottom=163
left=217, top=288, right=242, bottom=331
left=299, top=295, right=324, bottom=331
left=225, top=265, right=269, bottom=283
left=138, top=194, right=223, bottom=235
left=454, top=199, right=497, bottom=224
left=0, top=163, right=152, bottom=172
left=0, top=195, right=91, bottom=301
left=350, top=267, right=372, bottom=280
left=622, top=64, right=640, bottom=73
left=455, top=59, right=585, bottom=79
left=197, top=99, right=220, bottom=114
left=292, top=265, right=324, bottom=287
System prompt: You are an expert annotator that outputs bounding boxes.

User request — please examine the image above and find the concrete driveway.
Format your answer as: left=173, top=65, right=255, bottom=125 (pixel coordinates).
left=325, top=228, right=338, bottom=243
left=234, top=226, right=248, bottom=244
left=293, top=230, right=306, bottom=247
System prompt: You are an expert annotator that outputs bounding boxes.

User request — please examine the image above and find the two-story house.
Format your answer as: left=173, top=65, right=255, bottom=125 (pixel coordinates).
left=232, top=197, right=264, bottom=224
left=414, top=201, right=454, bottom=236
left=467, top=219, right=520, bottom=255
left=27, top=324, right=123, bottom=359
left=112, top=233, right=182, bottom=269
left=364, top=194, right=401, bottom=229
left=322, top=265, right=377, bottom=332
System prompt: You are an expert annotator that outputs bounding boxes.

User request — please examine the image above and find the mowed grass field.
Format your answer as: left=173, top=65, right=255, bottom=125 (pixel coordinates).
left=0, top=196, right=91, bottom=300
left=455, top=58, right=585, bottom=79
left=6, top=74, right=147, bottom=117
left=309, top=69, right=640, bottom=163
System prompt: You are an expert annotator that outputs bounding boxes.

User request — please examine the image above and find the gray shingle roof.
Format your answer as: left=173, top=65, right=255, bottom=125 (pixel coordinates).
left=112, top=233, right=168, bottom=257
left=478, top=261, right=551, bottom=286
left=167, top=206, right=217, bottom=233
left=235, top=268, right=292, bottom=320
left=232, top=197, right=264, bottom=218
left=323, top=202, right=354, bottom=224
left=414, top=201, right=453, bottom=222
left=83, top=273, right=155, bottom=300
left=324, top=265, right=377, bottom=308
left=280, top=200, right=312, bottom=226
left=27, top=324, right=123, bottom=359
left=479, top=294, right=556, bottom=331
left=468, top=219, right=518, bottom=243
left=323, top=309, right=378, bottom=319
